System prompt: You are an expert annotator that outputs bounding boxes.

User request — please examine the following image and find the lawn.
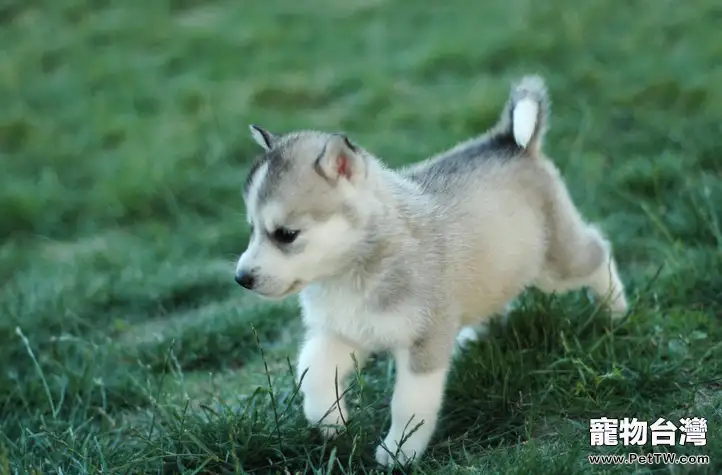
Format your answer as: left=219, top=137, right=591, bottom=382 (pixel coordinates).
left=1, top=0, right=721, bottom=473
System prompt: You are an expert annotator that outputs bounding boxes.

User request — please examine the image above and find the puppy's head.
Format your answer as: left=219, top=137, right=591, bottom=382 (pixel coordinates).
left=235, top=125, right=375, bottom=299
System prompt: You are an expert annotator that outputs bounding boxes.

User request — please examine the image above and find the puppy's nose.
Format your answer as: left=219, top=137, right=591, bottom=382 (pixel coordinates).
left=235, top=271, right=255, bottom=289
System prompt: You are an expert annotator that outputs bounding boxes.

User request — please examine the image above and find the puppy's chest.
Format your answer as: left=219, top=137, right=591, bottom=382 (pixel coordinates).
left=300, top=287, right=419, bottom=350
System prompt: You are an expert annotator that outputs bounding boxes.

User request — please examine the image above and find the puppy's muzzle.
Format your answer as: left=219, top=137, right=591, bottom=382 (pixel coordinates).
left=235, top=270, right=255, bottom=290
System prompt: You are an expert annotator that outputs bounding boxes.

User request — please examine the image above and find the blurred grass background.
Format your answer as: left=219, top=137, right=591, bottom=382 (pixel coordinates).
left=1, top=0, right=721, bottom=473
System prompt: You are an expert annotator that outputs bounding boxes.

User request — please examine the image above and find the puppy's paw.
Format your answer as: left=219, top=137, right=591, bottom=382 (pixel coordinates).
left=304, top=400, right=347, bottom=439
left=318, top=422, right=344, bottom=440
left=316, top=407, right=347, bottom=440
left=375, top=434, right=425, bottom=468
left=608, top=294, right=629, bottom=320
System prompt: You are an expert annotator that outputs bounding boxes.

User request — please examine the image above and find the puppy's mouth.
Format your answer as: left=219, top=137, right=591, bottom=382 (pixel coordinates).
left=256, top=280, right=305, bottom=300
left=286, top=280, right=305, bottom=294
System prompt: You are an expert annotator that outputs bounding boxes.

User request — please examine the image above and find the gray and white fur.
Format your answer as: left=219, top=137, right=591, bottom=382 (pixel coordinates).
left=235, top=75, right=628, bottom=467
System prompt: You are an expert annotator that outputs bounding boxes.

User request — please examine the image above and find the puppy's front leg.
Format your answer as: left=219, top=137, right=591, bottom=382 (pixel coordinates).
left=297, top=331, right=365, bottom=438
left=375, top=335, right=453, bottom=467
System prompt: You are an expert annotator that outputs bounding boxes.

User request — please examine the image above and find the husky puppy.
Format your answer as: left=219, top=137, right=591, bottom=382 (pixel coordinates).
left=235, top=75, right=628, bottom=467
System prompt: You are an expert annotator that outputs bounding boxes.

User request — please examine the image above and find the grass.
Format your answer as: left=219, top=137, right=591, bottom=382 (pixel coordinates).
left=1, top=0, right=721, bottom=473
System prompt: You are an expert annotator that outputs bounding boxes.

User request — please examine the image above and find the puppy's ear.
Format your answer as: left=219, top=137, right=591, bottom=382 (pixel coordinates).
left=249, top=124, right=277, bottom=151
left=314, top=133, right=364, bottom=184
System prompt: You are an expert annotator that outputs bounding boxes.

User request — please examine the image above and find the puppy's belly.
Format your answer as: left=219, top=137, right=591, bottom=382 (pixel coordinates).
left=456, top=288, right=521, bottom=326
left=451, top=259, right=545, bottom=325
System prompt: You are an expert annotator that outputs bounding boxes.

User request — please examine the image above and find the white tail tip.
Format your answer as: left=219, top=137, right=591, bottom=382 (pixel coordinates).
left=512, top=98, right=539, bottom=148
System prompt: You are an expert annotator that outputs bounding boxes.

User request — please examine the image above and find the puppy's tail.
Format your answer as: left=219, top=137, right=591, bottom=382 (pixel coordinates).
left=497, top=75, right=550, bottom=157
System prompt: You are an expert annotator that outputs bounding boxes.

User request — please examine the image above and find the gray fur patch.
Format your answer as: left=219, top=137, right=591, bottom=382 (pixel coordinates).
left=243, top=155, right=268, bottom=196
left=404, top=133, right=522, bottom=193
left=340, top=203, right=359, bottom=227
left=255, top=152, right=292, bottom=204
left=243, top=137, right=300, bottom=202
left=371, top=264, right=411, bottom=312
left=409, top=332, right=451, bottom=374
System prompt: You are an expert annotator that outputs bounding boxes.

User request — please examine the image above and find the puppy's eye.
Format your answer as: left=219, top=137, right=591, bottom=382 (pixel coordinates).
left=272, top=227, right=300, bottom=244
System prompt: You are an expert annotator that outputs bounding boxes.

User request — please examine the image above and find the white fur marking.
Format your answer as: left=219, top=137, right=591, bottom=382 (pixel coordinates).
left=245, top=161, right=269, bottom=216
left=455, top=326, right=480, bottom=349
left=512, top=98, right=539, bottom=148
left=250, top=125, right=271, bottom=151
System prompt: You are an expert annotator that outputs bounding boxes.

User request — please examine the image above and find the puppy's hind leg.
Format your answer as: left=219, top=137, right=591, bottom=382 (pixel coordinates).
left=536, top=181, right=629, bottom=318
left=537, top=226, right=629, bottom=318
left=579, top=229, right=629, bottom=317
